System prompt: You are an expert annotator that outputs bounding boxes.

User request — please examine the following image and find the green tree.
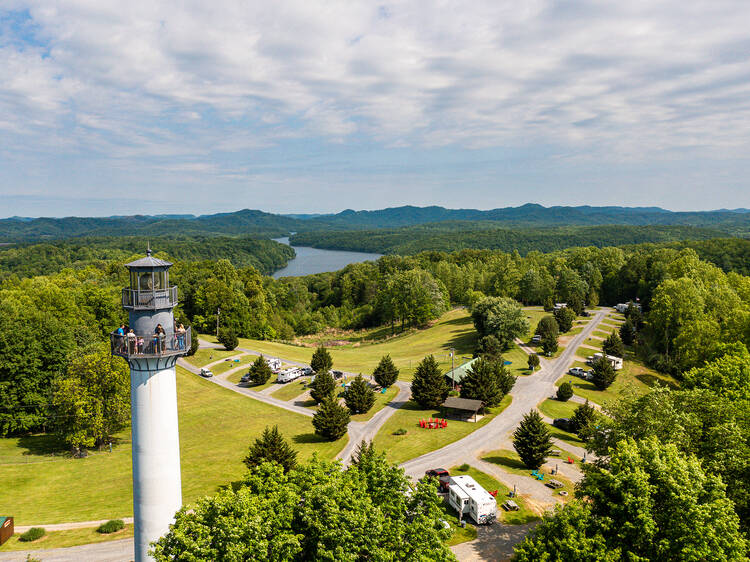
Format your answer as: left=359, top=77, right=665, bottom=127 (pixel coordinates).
left=411, top=355, right=449, bottom=409
left=513, top=410, right=553, bottom=469
left=475, top=334, right=503, bottom=360
left=243, top=425, right=298, bottom=473
left=152, top=458, right=454, bottom=561
left=217, top=326, right=238, bottom=351
left=373, top=354, right=399, bottom=388
left=536, top=316, right=559, bottom=355
left=188, top=325, right=199, bottom=356
left=569, top=399, right=596, bottom=436
left=248, top=355, right=272, bottom=385
left=515, top=438, right=748, bottom=561
left=309, top=369, right=335, bottom=404
left=619, top=317, right=636, bottom=346
left=471, top=296, right=529, bottom=350
left=682, top=343, right=750, bottom=401
left=312, top=396, right=350, bottom=441
left=51, top=349, right=130, bottom=452
left=345, top=374, right=375, bottom=414
left=602, top=332, right=624, bottom=358
left=553, top=306, right=576, bottom=333
left=591, top=356, right=616, bottom=390
left=310, top=346, right=333, bottom=375
left=527, top=353, right=540, bottom=372
left=459, top=357, right=509, bottom=407
left=556, top=381, right=573, bottom=401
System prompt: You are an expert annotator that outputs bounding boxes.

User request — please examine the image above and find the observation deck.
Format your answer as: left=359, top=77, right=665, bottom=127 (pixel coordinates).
left=111, top=327, right=191, bottom=360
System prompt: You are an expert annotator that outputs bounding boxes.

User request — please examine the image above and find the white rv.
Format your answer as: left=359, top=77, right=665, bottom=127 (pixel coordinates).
left=277, top=367, right=301, bottom=383
left=588, top=352, right=624, bottom=370
left=446, top=475, right=497, bottom=525
left=266, top=357, right=282, bottom=372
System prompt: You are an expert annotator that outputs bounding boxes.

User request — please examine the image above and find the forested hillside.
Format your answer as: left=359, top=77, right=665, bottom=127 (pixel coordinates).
left=290, top=224, right=730, bottom=255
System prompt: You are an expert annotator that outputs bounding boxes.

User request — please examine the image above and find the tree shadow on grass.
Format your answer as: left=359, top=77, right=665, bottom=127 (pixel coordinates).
left=636, top=374, right=678, bottom=389
left=441, top=315, right=473, bottom=327
left=16, top=433, right=69, bottom=457
left=291, top=432, right=330, bottom=445
left=482, top=452, right=527, bottom=471
left=444, top=330, right=478, bottom=355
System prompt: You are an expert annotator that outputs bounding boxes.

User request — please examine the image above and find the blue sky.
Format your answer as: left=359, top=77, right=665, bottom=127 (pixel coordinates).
left=1, top=1, right=749, bottom=217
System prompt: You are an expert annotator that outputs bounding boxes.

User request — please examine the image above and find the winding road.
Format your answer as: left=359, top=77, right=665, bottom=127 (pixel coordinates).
left=1, top=310, right=608, bottom=562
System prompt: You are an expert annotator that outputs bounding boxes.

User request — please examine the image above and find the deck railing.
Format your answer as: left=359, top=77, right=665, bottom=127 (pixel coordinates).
left=122, top=287, right=178, bottom=310
left=111, top=326, right=191, bottom=359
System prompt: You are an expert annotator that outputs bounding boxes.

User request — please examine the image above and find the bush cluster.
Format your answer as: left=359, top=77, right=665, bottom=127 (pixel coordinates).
left=19, top=527, right=45, bottom=542
left=96, top=519, right=125, bottom=534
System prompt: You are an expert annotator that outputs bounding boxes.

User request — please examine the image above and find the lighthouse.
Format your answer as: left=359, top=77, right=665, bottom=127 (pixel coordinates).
left=111, top=249, right=189, bottom=561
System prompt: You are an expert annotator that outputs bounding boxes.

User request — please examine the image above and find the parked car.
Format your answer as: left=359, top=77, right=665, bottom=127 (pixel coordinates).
left=568, top=367, right=585, bottom=377
left=200, top=368, right=213, bottom=378
left=425, top=468, right=451, bottom=492
left=553, top=418, right=572, bottom=431
left=301, top=366, right=314, bottom=376
left=331, top=370, right=344, bottom=379
left=584, top=370, right=595, bottom=381
left=531, top=335, right=542, bottom=344
left=240, top=373, right=251, bottom=383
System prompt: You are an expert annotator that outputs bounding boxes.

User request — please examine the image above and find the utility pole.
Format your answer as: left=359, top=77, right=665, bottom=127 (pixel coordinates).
left=450, top=348, right=455, bottom=390
left=216, top=307, right=221, bottom=337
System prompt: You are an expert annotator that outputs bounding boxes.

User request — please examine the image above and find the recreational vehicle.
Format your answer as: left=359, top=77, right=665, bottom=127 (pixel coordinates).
left=588, top=352, right=623, bottom=370
left=446, top=475, right=497, bottom=525
left=277, top=367, right=302, bottom=383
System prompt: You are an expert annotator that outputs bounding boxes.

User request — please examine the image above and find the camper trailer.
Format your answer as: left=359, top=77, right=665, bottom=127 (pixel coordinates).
left=446, top=475, right=497, bottom=525
left=588, top=352, right=624, bottom=370
left=266, top=357, right=282, bottom=372
left=277, top=367, right=302, bottom=383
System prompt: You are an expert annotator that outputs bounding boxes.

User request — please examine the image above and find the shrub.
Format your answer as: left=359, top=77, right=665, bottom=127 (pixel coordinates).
left=556, top=382, right=574, bottom=401
left=458, top=463, right=470, bottom=471
left=97, top=519, right=125, bottom=534
left=393, top=428, right=407, bottom=435
left=19, top=527, right=45, bottom=542
left=217, top=327, right=238, bottom=351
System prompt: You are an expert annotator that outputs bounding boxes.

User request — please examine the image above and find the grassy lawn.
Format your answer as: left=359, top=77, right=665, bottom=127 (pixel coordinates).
left=350, top=386, right=399, bottom=422
left=225, top=370, right=277, bottom=392
left=0, top=525, right=134, bottom=552
left=522, top=307, right=548, bottom=340
left=592, top=329, right=614, bottom=338
left=211, top=358, right=247, bottom=375
left=1, top=367, right=346, bottom=525
left=566, top=326, right=584, bottom=336
left=231, top=308, right=478, bottom=382
left=449, top=465, right=539, bottom=525
left=481, top=449, right=575, bottom=498
left=373, top=395, right=512, bottom=464
left=537, top=398, right=578, bottom=420
left=555, top=353, right=678, bottom=406
left=185, top=348, right=241, bottom=367
left=575, top=345, right=600, bottom=359
left=548, top=425, right=586, bottom=450
left=271, top=380, right=310, bottom=402
left=504, top=343, right=533, bottom=376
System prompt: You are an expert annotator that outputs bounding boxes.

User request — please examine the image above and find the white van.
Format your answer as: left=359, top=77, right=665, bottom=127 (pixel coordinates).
left=277, top=368, right=301, bottom=383
left=446, top=475, right=497, bottom=525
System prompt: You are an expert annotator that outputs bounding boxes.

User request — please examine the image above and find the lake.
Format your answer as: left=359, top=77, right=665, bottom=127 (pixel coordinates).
left=272, top=237, right=382, bottom=278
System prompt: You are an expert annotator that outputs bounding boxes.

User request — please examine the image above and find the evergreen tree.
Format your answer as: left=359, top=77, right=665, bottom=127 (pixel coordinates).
left=620, top=317, right=636, bottom=346
left=527, top=353, right=540, bottom=372
left=411, top=355, right=449, bottom=409
left=536, top=316, right=559, bottom=355
left=243, top=425, right=298, bottom=473
left=602, top=332, right=624, bottom=358
left=310, top=346, right=333, bottom=375
left=187, top=325, right=199, bottom=356
left=591, top=356, right=616, bottom=390
left=476, top=334, right=503, bottom=360
left=497, top=364, right=516, bottom=396
left=345, top=374, right=375, bottom=414
left=460, top=357, right=503, bottom=407
left=373, top=354, right=399, bottom=388
left=248, top=355, right=272, bottom=385
left=513, top=410, right=553, bottom=469
left=351, top=439, right=376, bottom=466
left=310, top=369, right=335, bottom=404
left=556, top=381, right=574, bottom=401
left=553, top=307, right=576, bottom=333
left=569, top=399, right=597, bottom=436
left=312, top=396, right=350, bottom=441
left=217, top=326, right=238, bottom=351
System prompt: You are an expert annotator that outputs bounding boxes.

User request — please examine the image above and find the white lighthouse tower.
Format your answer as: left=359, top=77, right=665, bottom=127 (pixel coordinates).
left=111, top=249, right=189, bottom=561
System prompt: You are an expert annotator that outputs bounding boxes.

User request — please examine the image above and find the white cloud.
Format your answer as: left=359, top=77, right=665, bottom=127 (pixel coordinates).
left=1, top=0, right=750, bottom=211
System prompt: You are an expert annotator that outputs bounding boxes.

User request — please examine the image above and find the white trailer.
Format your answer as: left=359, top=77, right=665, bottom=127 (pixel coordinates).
left=277, top=367, right=301, bottom=383
left=446, top=475, right=497, bottom=525
left=588, top=352, right=624, bottom=370
left=266, top=357, right=282, bottom=372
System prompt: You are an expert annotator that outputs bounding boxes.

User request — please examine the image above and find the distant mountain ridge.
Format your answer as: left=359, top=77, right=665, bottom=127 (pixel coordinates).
left=2, top=204, right=750, bottom=242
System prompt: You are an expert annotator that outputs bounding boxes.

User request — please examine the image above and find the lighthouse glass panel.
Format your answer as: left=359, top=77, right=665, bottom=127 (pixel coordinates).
left=139, top=272, right=153, bottom=291
left=154, top=271, right=165, bottom=290
left=130, top=271, right=138, bottom=290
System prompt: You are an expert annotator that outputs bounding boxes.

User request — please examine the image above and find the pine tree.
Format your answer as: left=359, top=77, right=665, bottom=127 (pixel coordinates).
left=373, top=354, right=399, bottom=388
left=345, top=374, right=375, bottom=414
left=602, top=332, right=624, bottom=358
left=217, top=327, right=238, bottom=351
left=248, top=355, right=272, bottom=385
left=243, top=425, right=298, bottom=473
left=310, top=346, right=333, bottom=375
left=527, top=353, right=540, bottom=372
left=411, top=355, right=449, bottom=409
left=537, top=316, right=559, bottom=355
left=351, top=439, right=376, bottom=466
left=556, top=381, right=573, bottom=401
left=513, top=410, right=553, bottom=469
left=312, top=396, right=350, bottom=441
left=591, top=356, right=616, bottom=390
left=620, top=317, right=636, bottom=346
left=569, top=399, right=597, bottom=436
left=460, top=357, right=513, bottom=407
left=187, top=325, right=199, bottom=356
left=310, top=369, right=335, bottom=404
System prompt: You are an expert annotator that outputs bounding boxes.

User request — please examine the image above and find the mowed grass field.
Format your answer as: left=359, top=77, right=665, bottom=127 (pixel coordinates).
left=0, top=367, right=345, bottom=525
left=0, top=525, right=134, bottom=552
left=372, top=395, right=512, bottom=464
left=228, top=308, right=479, bottom=381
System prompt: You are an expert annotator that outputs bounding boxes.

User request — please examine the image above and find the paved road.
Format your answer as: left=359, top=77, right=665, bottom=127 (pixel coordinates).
left=0, top=539, right=134, bottom=562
